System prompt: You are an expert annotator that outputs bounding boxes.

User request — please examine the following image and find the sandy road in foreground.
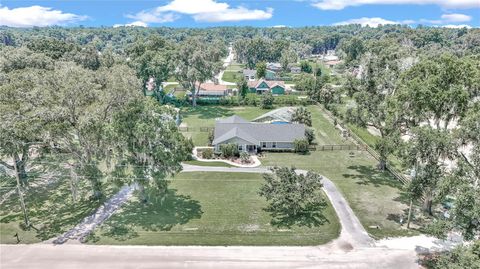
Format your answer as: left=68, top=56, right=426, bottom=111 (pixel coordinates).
left=0, top=243, right=418, bottom=269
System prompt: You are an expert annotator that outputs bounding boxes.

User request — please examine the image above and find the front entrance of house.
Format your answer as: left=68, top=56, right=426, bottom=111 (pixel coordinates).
left=246, top=145, right=257, bottom=153
left=256, top=88, right=269, bottom=94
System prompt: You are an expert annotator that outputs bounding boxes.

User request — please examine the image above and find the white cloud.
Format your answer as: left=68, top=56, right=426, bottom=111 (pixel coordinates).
left=312, top=0, right=480, bottom=10
left=272, top=25, right=289, bottom=28
left=126, top=11, right=179, bottom=24
left=156, top=0, right=229, bottom=14
left=113, top=21, right=148, bottom=28
left=192, top=7, right=273, bottom=22
left=333, top=17, right=398, bottom=27
left=0, top=5, right=87, bottom=27
left=441, top=24, right=472, bottom=28
left=419, top=19, right=442, bottom=24
left=126, top=0, right=273, bottom=25
left=441, top=13, right=472, bottom=22
left=334, top=13, right=475, bottom=28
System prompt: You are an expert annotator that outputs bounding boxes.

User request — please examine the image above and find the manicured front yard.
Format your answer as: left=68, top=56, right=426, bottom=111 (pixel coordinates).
left=87, top=172, right=340, bottom=245
left=179, top=104, right=415, bottom=239
left=261, top=150, right=417, bottom=239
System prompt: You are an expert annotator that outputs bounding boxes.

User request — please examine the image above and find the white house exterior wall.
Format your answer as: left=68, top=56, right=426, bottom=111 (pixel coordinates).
left=259, top=141, right=294, bottom=150
left=215, top=139, right=295, bottom=152
left=214, top=137, right=256, bottom=152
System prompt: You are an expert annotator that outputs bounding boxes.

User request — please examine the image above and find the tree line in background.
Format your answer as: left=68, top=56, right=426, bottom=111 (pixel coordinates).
left=1, top=25, right=479, bottom=263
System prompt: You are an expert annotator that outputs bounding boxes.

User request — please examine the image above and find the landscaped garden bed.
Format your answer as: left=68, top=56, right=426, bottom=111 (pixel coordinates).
left=194, top=147, right=258, bottom=167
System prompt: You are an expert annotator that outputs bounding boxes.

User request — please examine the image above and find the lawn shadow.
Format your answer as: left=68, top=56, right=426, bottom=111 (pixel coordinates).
left=181, top=106, right=234, bottom=120
left=0, top=174, right=108, bottom=242
left=342, top=165, right=404, bottom=189
left=265, top=201, right=330, bottom=229
left=98, top=188, right=203, bottom=241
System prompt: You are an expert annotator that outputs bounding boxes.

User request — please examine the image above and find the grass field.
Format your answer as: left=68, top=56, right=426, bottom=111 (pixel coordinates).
left=244, top=104, right=416, bottom=239
left=163, top=84, right=179, bottom=93
left=261, top=149, right=416, bottom=239
left=307, top=105, right=350, bottom=145
left=225, top=63, right=245, bottom=72
left=180, top=106, right=271, bottom=146
left=87, top=172, right=340, bottom=246
left=222, top=71, right=242, bottom=83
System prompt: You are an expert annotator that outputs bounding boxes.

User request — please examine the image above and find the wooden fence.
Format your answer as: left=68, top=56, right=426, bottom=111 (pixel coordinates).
left=318, top=105, right=409, bottom=185
left=313, top=144, right=365, bottom=151
left=179, top=127, right=214, bottom=132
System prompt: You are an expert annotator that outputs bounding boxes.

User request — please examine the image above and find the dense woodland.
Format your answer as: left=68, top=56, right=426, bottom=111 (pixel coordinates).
left=1, top=25, right=479, bottom=267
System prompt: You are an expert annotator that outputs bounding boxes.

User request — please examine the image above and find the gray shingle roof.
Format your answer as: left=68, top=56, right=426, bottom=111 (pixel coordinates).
left=213, top=116, right=305, bottom=145
left=217, top=115, right=249, bottom=123
left=243, top=69, right=256, bottom=76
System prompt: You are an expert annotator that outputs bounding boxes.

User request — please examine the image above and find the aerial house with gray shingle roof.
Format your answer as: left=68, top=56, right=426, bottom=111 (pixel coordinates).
left=212, top=115, right=305, bottom=153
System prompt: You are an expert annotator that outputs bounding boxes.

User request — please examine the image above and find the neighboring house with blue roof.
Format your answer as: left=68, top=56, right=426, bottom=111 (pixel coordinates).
left=212, top=115, right=305, bottom=153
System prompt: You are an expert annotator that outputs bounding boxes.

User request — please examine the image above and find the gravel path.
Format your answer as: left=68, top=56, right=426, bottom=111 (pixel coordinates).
left=50, top=184, right=136, bottom=244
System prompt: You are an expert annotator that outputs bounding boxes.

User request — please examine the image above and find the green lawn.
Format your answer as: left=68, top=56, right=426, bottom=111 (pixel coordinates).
left=261, top=150, right=417, bottom=239
left=307, top=105, right=350, bottom=145
left=222, top=71, right=242, bottom=83
left=292, top=106, right=415, bottom=238
left=163, top=84, right=179, bottom=93
left=347, top=124, right=381, bottom=147
left=87, top=172, right=340, bottom=246
left=180, top=106, right=272, bottom=146
left=179, top=104, right=415, bottom=238
left=226, top=63, right=245, bottom=72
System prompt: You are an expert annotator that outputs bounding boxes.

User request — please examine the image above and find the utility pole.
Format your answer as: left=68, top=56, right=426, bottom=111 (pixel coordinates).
left=13, top=155, right=30, bottom=227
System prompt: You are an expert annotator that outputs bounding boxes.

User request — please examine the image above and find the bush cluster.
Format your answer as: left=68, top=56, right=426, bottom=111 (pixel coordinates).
left=201, top=148, right=214, bottom=159
left=220, top=143, right=239, bottom=158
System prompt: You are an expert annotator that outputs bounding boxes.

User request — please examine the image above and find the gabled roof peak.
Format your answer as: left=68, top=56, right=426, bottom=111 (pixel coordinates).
left=216, top=115, right=249, bottom=124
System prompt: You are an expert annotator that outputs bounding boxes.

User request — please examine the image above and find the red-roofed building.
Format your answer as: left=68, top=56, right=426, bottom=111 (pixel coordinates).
left=325, top=60, right=342, bottom=68
left=188, top=82, right=231, bottom=98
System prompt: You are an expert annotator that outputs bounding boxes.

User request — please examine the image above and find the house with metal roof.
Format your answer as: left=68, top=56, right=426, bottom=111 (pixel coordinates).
left=252, top=107, right=297, bottom=123
left=187, top=82, right=232, bottom=101
left=212, top=115, right=305, bottom=153
left=247, top=79, right=286, bottom=95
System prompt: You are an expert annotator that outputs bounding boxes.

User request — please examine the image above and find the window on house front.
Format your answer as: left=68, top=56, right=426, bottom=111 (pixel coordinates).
left=239, top=145, right=243, bottom=151
left=272, top=142, right=277, bottom=148
left=262, top=142, right=266, bottom=148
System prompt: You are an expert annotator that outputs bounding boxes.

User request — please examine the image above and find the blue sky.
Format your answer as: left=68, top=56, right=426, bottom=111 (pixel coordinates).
left=1, top=0, right=479, bottom=28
